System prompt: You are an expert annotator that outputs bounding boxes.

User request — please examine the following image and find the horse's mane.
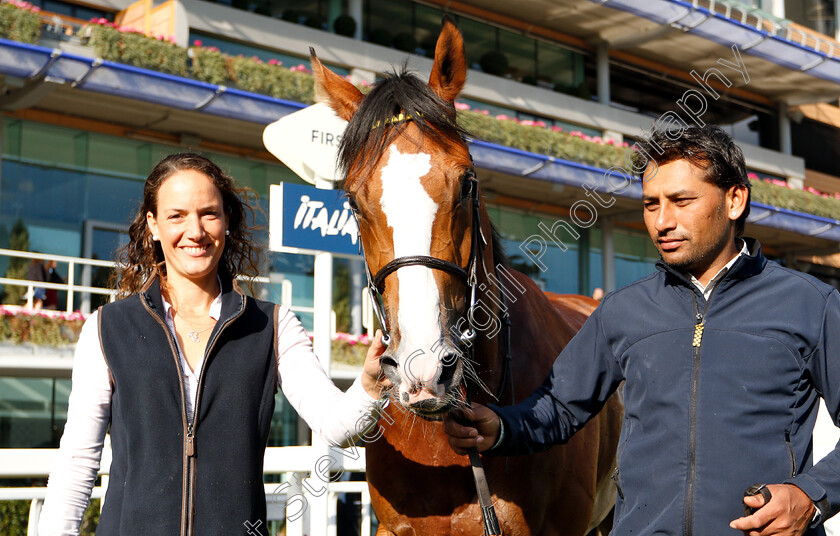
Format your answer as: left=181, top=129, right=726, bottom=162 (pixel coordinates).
left=336, top=67, right=508, bottom=268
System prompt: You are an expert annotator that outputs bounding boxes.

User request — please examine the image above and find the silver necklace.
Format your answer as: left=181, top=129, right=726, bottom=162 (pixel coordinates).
left=174, top=309, right=215, bottom=343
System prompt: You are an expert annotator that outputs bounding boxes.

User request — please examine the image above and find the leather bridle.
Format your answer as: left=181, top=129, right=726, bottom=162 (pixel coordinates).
left=351, top=163, right=508, bottom=536
left=362, top=168, right=482, bottom=347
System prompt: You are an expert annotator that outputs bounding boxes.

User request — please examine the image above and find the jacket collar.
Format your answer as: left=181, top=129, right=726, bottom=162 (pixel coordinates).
left=656, top=237, right=767, bottom=289
left=139, top=271, right=246, bottom=325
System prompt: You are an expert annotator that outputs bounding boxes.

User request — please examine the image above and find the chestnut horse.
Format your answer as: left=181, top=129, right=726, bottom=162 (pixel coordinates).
left=312, top=18, right=623, bottom=536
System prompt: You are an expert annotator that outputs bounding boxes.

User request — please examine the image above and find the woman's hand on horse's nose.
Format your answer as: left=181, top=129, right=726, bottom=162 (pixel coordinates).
left=444, top=404, right=501, bottom=455
left=362, top=330, right=392, bottom=399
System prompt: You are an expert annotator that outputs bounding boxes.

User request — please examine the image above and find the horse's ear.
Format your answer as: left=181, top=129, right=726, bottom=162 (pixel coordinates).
left=310, top=48, right=363, bottom=122
left=428, top=16, right=467, bottom=104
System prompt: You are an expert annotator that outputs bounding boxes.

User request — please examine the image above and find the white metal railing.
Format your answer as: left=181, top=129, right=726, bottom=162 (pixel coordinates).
left=0, top=248, right=316, bottom=320
left=0, top=444, right=373, bottom=536
left=0, top=248, right=116, bottom=314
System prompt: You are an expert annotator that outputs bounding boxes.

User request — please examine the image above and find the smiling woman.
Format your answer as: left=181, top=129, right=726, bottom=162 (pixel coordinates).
left=37, top=153, right=392, bottom=536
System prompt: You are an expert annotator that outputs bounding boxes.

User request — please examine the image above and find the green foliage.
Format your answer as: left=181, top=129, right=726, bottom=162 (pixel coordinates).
left=0, top=1, right=42, bottom=44
left=331, top=338, right=369, bottom=367
left=457, top=110, right=626, bottom=169
left=120, top=31, right=187, bottom=75
left=189, top=47, right=227, bottom=85
left=2, top=219, right=29, bottom=305
left=750, top=179, right=840, bottom=220
left=0, top=500, right=28, bottom=536
left=226, top=56, right=315, bottom=103
left=0, top=498, right=100, bottom=535
left=84, top=25, right=187, bottom=75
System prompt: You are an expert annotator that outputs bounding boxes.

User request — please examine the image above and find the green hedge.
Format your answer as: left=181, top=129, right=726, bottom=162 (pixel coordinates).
left=0, top=308, right=85, bottom=346
left=0, top=498, right=100, bottom=536
left=84, top=24, right=187, bottom=76
left=0, top=0, right=42, bottom=44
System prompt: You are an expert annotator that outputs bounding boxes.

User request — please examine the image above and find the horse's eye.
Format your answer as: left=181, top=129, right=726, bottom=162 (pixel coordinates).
left=346, top=195, right=359, bottom=211
left=459, top=174, right=475, bottom=201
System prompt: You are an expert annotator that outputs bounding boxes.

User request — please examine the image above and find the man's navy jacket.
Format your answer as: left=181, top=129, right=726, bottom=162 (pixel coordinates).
left=491, top=239, right=840, bottom=535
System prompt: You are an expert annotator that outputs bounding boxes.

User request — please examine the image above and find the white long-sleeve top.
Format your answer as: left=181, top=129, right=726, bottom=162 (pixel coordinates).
left=39, top=294, right=378, bottom=536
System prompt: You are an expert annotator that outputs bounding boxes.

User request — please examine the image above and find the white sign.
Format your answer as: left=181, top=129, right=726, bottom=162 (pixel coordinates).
left=263, top=102, right=348, bottom=184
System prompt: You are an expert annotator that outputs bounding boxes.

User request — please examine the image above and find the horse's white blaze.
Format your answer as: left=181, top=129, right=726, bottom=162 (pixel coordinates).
left=380, top=145, right=443, bottom=388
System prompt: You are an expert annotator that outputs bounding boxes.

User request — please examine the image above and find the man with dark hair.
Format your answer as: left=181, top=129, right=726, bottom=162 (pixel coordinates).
left=445, top=126, right=840, bottom=535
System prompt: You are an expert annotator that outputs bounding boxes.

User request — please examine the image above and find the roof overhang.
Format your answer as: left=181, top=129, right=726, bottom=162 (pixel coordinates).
left=443, top=0, right=840, bottom=103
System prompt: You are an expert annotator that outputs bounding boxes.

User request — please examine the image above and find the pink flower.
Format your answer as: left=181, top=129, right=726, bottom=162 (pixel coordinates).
left=535, top=121, right=547, bottom=128
left=551, top=125, right=564, bottom=132
left=747, top=172, right=759, bottom=180
left=480, top=109, right=489, bottom=115
left=454, top=102, right=470, bottom=111
left=495, top=114, right=511, bottom=121
left=520, top=119, right=536, bottom=126
left=268, top=59, right=281, bottom=66
left=193, top=39, right=203, bottom=47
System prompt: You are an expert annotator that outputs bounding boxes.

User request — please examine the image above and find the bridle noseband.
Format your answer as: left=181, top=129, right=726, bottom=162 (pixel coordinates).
left=361, top=168, right=484, bottom=348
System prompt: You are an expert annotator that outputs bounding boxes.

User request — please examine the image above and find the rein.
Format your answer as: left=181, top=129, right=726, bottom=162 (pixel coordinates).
left=353, top=144, right=508, bottom=534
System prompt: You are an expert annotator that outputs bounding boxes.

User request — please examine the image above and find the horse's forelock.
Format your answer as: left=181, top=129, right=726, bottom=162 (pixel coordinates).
left=337, top=68, right=467, bottom=188
left=336, top=68, right=508, bottom=269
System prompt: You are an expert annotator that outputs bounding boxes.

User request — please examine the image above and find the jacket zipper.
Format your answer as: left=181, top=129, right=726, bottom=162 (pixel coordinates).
left=785, top=430, right=796, bottom=477
left=142, top=289, right=246, bottom=536
left=684, top=273, right=726, bottom=536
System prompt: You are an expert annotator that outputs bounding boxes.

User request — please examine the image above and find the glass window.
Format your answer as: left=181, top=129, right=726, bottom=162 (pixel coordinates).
left=365, top=0, right=412, bottom=48
left=499, top=28, right=535, bottom=82
left=589, top=227, right=659, bottom=291
left=0, top=377, right=70, bottom=448
left=414, top=4, right=443, bottom=57
left=88, top=135, right=147, bottom=178
left=458, top=16, right=497, bottom=72
left=537, top=40, right=581, bottom=89
left=1, top=162, right=85, bottom=227
left=20, top=122, right=78, bottom=169
left=487, top=205, right=581, bottom=294
left=85, top=173, right=144, bottom=227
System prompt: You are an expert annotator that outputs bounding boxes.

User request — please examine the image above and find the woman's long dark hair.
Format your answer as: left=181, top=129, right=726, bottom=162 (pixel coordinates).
left=113, top=153, right=262, bottom=297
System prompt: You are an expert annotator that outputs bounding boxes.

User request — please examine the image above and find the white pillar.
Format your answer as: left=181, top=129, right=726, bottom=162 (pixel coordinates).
left=349, top=258, right=364, bottom=335
left=778, top=101, right=792, bottom=155
left=836, top=0, right=840, bottom=41
left=761, top=0, right=785, bottom=18
left=597, top=42, right=610, bottom=106
left=602, top=217, right=616, bottom=293
left=349, top=0, right=363, bottom=40
left=310, top=176, right=333, bottom=536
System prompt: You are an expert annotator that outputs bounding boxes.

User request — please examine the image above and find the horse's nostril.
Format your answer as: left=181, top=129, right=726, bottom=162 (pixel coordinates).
left=380, top=355, right=401, bottom=386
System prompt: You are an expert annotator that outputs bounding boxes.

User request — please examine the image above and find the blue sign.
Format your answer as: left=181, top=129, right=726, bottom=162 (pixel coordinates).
left=269, top=182, right=361, bottom=256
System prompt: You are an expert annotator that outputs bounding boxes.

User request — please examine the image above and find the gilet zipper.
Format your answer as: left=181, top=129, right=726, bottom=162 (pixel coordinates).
left=142, top=289, right=246, bottom=536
